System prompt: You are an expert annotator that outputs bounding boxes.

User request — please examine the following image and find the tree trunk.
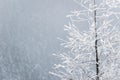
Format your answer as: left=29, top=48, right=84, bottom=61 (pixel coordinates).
left=93, top=0, right=99, bottom=80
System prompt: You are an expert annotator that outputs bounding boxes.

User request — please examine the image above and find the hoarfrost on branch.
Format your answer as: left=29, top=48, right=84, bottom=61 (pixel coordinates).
left=50, top=0, right=120, bottom=80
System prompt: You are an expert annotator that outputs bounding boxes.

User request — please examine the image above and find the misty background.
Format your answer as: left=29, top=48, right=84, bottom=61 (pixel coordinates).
left=0, top=0, right=84, bottom=80
left=1, top=0, right=120, bottom=80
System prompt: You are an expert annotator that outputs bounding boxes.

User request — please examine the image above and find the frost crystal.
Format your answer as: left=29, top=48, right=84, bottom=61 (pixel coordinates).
left=50, top=0, right=120, bottom=80
left=105, top=0, right=120, bottom=8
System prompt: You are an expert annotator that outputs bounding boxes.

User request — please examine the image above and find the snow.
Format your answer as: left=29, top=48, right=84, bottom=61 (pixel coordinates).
left=50, top=0, right=120, bottom=80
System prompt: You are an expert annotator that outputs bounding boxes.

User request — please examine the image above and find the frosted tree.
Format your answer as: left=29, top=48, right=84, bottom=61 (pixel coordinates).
left=50, top=0, right=120, bottom=80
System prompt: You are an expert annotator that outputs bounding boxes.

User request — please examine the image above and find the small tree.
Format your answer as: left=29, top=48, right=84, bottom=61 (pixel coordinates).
left=50, top=0, right=120, bottom=80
